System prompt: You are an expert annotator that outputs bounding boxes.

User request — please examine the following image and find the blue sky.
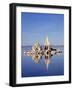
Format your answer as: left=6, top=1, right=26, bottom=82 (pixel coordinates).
left=21, top=12, right=64, bottom=46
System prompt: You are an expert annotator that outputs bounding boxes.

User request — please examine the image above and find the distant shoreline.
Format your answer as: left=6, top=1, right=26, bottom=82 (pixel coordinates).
left=22, top=45, right=64, bottom=47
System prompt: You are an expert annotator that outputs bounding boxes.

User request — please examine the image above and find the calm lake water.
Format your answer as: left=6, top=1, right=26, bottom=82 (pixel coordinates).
left=21, top=46, right=64, bottom=77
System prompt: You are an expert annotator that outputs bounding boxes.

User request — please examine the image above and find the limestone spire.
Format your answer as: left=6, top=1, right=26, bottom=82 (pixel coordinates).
left=44, top=36, right=51, bottom=47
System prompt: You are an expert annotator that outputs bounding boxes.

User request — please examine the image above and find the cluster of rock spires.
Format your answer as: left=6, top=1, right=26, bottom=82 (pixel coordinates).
left=24, top=36, right=62, bottom=56
left=32, top=36, right=50, bottom=52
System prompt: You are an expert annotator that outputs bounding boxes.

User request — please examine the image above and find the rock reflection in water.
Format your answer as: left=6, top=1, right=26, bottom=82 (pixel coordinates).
left=24, top=52, right=62, bottom=70
left=32, top=54, right=42, bottom=63
left=28, top=53, right=53, bottom=70
left=44, top=54, right=52, bottom=70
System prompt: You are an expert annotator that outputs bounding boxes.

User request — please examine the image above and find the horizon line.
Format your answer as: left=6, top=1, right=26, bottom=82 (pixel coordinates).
left=22, top=45, right=64, bottom=46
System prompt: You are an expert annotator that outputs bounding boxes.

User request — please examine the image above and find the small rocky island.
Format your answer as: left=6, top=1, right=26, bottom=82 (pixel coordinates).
left=24, top=37, right=62, bottom=69
left=24, top=37, right=62, bottom=56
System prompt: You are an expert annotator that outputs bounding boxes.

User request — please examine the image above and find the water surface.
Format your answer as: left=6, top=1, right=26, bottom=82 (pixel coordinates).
left=21, top=46, right=64, bottom=77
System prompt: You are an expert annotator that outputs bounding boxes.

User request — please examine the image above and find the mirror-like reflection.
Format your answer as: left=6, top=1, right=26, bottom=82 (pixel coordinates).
left=32, top=53, right=42, bottom=63
left=24, top=50, right=62, bottom=70
left=44, top=54, right=52, bottom=70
